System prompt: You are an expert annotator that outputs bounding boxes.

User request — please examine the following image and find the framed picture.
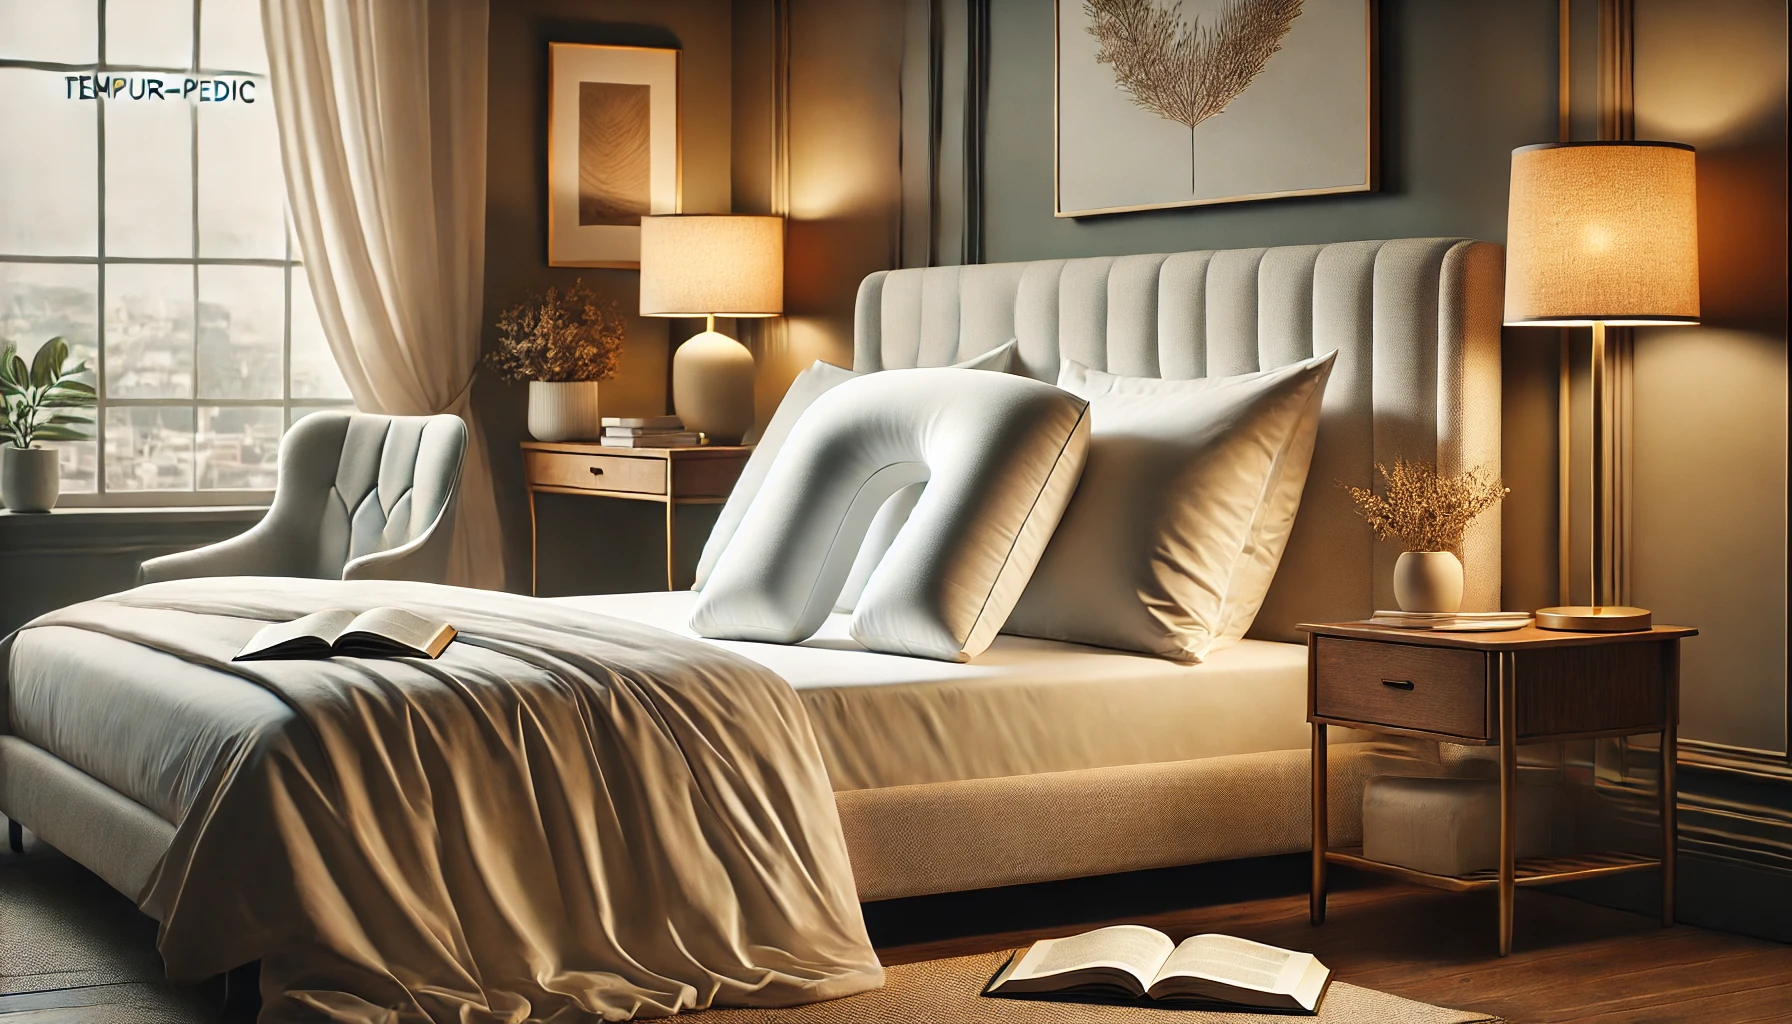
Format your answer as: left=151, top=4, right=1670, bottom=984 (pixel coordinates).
left=1055, top=0, right=1376, bottom=218
left=548, top=43, right=681, bottom=267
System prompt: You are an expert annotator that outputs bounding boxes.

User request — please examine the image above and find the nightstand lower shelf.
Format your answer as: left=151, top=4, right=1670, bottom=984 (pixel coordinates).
left=1325, top=847, right=1660, bottom=893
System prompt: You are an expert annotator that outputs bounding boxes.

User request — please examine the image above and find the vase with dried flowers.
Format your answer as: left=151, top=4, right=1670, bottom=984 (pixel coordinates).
left=485, top=280, right=626, bottom=442
left=1341, top=459, right=1509, bottom=613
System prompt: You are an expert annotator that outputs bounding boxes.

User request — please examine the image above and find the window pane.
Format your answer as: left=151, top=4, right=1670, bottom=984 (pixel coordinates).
left=198, top=91, right=285, bottom=258
left=0, top=0, right=98, bottom=64
left=106, top=405, right=194, bottom=491
left=0, top=68, right=99, bottom=257
left=39, top=441, right=99, bottom=494
left=289, top=403, right=352, bottom=429
left=0, top=263, right=99, bottom=386
left=200, top=0, right=267, bottom=75
left=105, top=263, right=193, bottom=398
left=104, top=87, right=193, bottom=258
left=198, top=404, right=280, bottom=489
left=106, top=0, right=193, bottom=70
left=290, top=268, right=351, bottom=400
left=197, top=265, right=283, bottom=399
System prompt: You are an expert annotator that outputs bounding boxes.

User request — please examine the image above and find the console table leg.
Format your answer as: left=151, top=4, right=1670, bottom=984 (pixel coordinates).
left=1662, top=641, right=1679, bottom=926
left=1311, top=721, right=1327, bottom=925
left=1498, top=653, right=1517, bottom=957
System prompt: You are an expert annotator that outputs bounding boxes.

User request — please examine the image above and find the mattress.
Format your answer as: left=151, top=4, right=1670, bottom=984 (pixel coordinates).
left=3, top=590, right=1315, bottom=822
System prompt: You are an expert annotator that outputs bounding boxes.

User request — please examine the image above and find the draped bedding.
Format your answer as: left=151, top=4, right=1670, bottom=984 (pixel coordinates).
left=1, top=578, right=882, bottom=1022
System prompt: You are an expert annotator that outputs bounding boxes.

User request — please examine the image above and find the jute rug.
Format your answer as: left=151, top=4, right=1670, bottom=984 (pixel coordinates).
left=690, top=951, right=1503, bottom=1023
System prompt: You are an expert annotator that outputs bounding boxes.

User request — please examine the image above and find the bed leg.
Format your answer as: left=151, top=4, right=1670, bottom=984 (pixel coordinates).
left=7, top=819, right=21, bottom=853
left=222, top=961, right=261, bottom=1018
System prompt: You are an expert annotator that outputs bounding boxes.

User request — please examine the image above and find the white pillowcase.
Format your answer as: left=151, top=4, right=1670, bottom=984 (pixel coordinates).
left=690, top=366, right=1088, bottom=662
left=693, top=339, right=1019, bottom=595
left=1001, top=351, right=1337, bottom=662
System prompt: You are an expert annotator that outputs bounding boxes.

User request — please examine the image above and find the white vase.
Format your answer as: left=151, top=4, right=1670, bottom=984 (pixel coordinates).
left=1393, top=551, right=1465, bottom=613
left=673, top=330, right=756, bottom=444
left=1, top=445, right=61, bottom=513
left=527, top=381, right=604, bottom=442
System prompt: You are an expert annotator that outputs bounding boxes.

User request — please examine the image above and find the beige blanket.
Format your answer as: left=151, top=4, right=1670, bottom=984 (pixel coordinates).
left=15, top=578, right=883, bottom=1021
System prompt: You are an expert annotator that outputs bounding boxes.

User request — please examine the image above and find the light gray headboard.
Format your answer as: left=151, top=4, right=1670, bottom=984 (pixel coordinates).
left=851, top=238, right=1505, bottom=642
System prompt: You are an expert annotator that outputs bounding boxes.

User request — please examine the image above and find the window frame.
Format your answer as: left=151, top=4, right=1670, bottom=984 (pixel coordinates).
left=0, top=0, right=351, bottom=508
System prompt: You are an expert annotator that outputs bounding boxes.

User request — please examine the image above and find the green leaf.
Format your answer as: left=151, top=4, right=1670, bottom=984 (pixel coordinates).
left=7, top=355, right=27, bottom=391
left=29, top=425, right=90, bottom=442
left=45, top=379, right=95, bottom=396
left=28, top=337, right=67, bottom=388
left=43, top=413, right=92, bottom=425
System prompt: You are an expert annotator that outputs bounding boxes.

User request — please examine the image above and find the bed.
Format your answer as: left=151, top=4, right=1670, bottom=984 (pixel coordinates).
left=0, top=236, right=1503, bottom=1005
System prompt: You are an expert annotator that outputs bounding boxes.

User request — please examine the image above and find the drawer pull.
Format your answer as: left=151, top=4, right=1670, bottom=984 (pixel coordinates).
left=1381, top=678, right=1415, bottom=691
left=588, top=466, right=604, bottom=476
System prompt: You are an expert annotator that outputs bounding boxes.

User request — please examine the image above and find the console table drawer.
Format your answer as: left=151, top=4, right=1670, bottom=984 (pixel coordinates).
left=524, top=450, right=666, bottom=495
left=1314, top=637, right=1489, bottom=739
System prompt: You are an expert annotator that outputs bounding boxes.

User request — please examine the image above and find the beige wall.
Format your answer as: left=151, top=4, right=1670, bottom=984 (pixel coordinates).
left=1631, top=0, right=1788, bottom=753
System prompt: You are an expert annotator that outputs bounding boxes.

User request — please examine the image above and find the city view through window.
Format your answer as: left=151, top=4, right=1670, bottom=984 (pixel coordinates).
left=0, top=0, right=351, bottom=504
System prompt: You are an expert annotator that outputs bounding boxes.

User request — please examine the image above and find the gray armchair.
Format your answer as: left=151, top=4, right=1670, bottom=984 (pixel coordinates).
left=139, top=411, right=467, bottom=585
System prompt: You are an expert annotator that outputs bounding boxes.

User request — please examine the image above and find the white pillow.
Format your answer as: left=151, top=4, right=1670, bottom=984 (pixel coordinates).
left=691, top=366, right=1088, bottom=662
left=693, top=340, right=1019, bottom=596
left=1001, top=351, right=1336, bottom=662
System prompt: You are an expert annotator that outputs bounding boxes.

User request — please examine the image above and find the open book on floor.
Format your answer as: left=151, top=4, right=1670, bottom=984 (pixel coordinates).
left=984, top=925, right=1331, bottom=1014
left=235, top=608, right=458, bottom=661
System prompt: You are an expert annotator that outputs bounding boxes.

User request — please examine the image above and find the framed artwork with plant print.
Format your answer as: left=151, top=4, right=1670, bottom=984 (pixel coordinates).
left=1054, top=0, right=1376, bottom=217
left=547, top=43, right=681, bottom=267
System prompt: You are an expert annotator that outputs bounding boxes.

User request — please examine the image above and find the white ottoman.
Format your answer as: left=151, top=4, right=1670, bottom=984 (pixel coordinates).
left=1362, top=775, right=1569, bottom=877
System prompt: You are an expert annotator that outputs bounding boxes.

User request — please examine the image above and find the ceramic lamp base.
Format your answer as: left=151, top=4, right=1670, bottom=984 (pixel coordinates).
left=673, top=330, right=756, bottom=444
left=1534, top=605, right=1653, bottom=632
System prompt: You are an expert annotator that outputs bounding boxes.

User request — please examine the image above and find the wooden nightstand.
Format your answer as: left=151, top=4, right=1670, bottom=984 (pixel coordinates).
left=521, top=441, right=752, bottom=593
left=1301, top=621, right=1697, bottom=956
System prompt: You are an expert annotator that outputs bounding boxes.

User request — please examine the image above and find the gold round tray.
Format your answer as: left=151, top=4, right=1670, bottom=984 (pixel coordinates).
left=1534, top=606, right=1653, bottom=632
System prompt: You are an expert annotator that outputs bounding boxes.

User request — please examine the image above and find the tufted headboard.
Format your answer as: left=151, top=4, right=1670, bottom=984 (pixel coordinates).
left=851, top=238, right=1505, bottom=642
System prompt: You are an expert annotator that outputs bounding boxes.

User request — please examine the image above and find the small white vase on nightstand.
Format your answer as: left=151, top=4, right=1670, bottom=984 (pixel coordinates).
left=1393, top=550, right=1464, bottom=613
left=527, top=380, right=603, bottom=442
left=673, top=330, right=756, bottom=444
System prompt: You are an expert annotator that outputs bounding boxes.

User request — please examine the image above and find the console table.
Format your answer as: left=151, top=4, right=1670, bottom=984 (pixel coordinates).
left=1301, top=620, right=1697, bottom=956
left=521, top=441, right=752, bottom=593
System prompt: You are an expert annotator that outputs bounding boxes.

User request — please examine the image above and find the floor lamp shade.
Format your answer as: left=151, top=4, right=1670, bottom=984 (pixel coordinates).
left=1504, top=142, right=1700, bottom=327
left=1503, top=141, right=1700, bottom=631
left=640, top=215, right=784, bottom=443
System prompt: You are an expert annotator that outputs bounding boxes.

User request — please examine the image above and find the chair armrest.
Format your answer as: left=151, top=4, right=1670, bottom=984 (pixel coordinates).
left=136, top=515, right=296, bottom=584
left=341, top=495, right=459, bottom=584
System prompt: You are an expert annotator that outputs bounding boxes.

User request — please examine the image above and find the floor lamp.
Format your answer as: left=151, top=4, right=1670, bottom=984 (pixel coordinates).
left=1504, top=141, right=1701, bottom=631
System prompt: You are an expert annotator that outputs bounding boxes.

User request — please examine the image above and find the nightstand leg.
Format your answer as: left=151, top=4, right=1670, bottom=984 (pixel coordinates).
left=1662, top=641, right=1679, bottom=926
left=1498, top=652, right=1517, bottom=957
left=665, top=500, right=678, bottom=591
left=1311, top=722, right=1327, bottom=925
left=528, top=487, right=539, bottom=597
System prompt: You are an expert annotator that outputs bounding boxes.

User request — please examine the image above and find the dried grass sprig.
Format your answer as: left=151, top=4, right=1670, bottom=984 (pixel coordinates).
left=1341, top=460, right=1508, bottom=554
left=484, top=280, right=625, bottom=384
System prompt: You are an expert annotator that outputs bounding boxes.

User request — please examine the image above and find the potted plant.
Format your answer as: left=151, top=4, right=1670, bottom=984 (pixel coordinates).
left=485, top=280, right=626, bottom=442
left=0, top=338, right=96, bottom=513
left=1342, top=459, right=1508, bottom=613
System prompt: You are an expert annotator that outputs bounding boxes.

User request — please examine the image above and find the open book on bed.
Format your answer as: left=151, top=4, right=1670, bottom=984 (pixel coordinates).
left=235, top=608, right=457, bottom=661
left=983, top=925, right=1331, bottom=1014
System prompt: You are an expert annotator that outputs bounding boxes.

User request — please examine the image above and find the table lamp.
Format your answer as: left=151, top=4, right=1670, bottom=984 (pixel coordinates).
left=639, top=214, right=784, bottom=444
left=1504, top=141, right=1699, bottom=631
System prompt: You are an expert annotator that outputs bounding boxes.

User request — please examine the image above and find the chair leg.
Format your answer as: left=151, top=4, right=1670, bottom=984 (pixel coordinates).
left=7, top=819, right=21, bottom=853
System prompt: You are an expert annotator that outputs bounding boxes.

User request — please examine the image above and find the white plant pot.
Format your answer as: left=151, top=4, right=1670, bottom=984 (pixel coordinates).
left=527, top=380, right=603, bottom=442
left=1393, top=550, right=1464, bottom=613
left=1, top=445, right=61, bottom=513
left=672, top=330, right=756, bottom=444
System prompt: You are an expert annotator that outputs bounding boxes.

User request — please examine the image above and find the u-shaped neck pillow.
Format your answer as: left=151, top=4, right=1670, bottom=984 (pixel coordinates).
left=690, top=368, right=1090, bottom=662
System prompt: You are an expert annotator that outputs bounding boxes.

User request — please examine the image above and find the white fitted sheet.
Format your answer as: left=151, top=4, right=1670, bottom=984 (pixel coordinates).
left=4, top=590, right=1314, bottom=821
left=553, top=591, right=1313, bottom=791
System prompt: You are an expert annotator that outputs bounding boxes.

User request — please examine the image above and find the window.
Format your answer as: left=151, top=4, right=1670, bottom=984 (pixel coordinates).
left=0, top=0, right=351, bottom=506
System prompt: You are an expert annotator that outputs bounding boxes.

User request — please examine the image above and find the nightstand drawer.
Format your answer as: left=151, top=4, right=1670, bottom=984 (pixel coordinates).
left=1314, top=637, right=1489, bottom=739
left=525, top=450, right=666, bottom=495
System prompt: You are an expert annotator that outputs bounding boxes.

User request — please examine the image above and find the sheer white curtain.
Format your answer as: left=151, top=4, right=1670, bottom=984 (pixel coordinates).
left=261, top=0, right=503, bottom=590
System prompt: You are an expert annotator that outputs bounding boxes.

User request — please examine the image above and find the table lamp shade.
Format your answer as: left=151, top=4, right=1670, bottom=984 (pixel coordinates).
left=1504, top=141, right=1700, bottom=326
left=639, top=215, right=783, bottom=317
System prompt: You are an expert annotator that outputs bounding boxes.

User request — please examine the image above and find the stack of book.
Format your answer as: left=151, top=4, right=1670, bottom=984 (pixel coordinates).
left=1367, top=610, right=1535, bottom=632
left=599, top=416, right=705, bottom=448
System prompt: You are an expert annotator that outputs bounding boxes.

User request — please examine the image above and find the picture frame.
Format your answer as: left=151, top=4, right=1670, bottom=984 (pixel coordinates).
left=547, top=43, right=682, bottom=268
left=1054, top=0, right=1377, bottom=218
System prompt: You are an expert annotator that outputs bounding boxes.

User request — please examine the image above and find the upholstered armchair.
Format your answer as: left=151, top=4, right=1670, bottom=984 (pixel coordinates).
left=138, top=412, right=468, bottom=585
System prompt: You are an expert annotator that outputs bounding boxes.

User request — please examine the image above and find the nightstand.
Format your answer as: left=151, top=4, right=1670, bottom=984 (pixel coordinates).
left=1301, top=621, right=1697, bottom=956
left=521, top=441, right=752, bottom=593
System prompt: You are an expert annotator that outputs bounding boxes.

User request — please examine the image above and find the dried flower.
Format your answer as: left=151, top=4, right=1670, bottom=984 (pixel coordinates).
left=1341, top=460, right=1508, bottom=554
left=484, top=280, right=625, bottom=384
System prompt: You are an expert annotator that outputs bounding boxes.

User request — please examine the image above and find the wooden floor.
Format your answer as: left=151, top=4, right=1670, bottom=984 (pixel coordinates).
left=4, top=817, right=1789, bottom=1023
left=875, top=864, right=1792, bottom=1024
